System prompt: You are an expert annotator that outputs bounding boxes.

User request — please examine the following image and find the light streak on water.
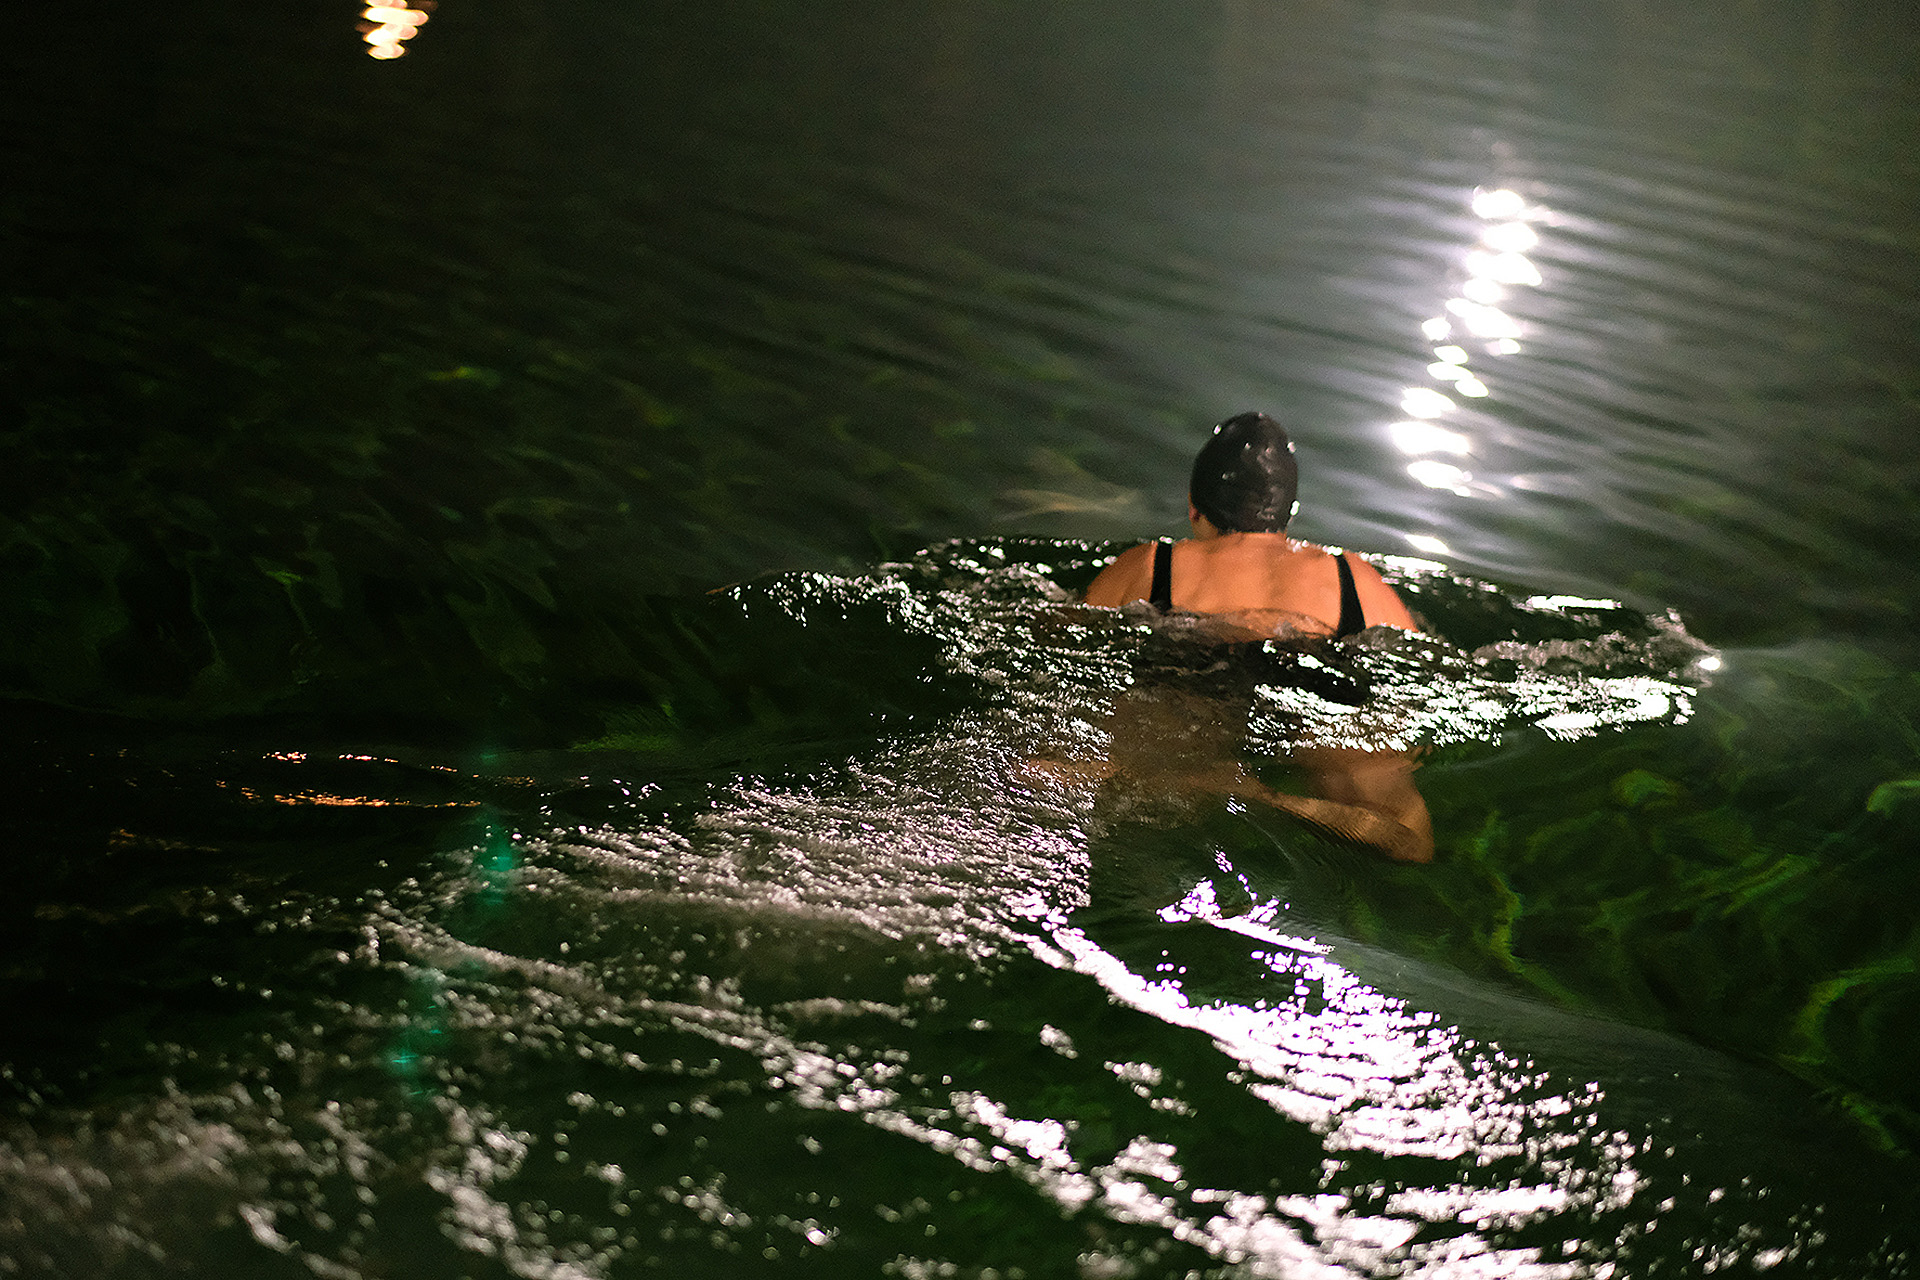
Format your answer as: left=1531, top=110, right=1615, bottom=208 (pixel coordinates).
left=360, top=1, right=432, bottom=58
left=1392, top=185, right=1559, bottom=547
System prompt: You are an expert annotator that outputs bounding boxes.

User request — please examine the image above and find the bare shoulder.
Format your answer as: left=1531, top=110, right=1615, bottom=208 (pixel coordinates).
left=1344, top=551, right=1421, bottom=631
left=1083, top=541, right=1160, bottom=607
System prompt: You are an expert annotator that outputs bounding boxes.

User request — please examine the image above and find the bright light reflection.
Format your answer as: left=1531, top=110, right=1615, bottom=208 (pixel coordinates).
left=1389, top=421, right=1471, bottom=456
left=361, top=0, right=433, bottom=58
left=1472, top=188, right=1526, bottom=220
left=1525, top=594, right=1623, bottom=611
left=1461, top=276, right=1506, bottom=304
left=410, top=568, right=1722, bottom=1280
left=1408, top=460, right=1473, bottom=493
left=1021, top=910, right=1646, bottom=1274
left=1405, top=533, right=1451, bottom=555
left=1387, top=183, right=1551, bottom=520
left=1445, top=298, right=1521, bottom=339
left=1534, top=711, right=1602, bottom=740
left=1482, top=221, right=1539, bottom=253
left=1248, top=629, right=1704, bottom=754
left=1467, top=250, right=1543, bottom=287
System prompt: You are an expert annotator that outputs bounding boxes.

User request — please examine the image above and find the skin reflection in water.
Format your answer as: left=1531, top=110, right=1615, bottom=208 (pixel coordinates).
left=1054, top=413, right=1434, bottom=863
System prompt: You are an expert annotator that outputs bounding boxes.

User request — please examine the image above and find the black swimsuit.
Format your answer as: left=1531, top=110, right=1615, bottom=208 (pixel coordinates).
left=1131, top=538, right=1373, bottom=709
left=1146, top=538, right=1367, bottom=637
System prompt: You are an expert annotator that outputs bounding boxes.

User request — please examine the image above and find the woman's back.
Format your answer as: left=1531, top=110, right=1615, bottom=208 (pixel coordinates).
left=1086, top=530, right=1419, bottom=637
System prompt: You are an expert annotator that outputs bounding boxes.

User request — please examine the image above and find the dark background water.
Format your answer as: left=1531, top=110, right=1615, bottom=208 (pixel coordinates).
left=5, top=0, right=1920, bottom=1275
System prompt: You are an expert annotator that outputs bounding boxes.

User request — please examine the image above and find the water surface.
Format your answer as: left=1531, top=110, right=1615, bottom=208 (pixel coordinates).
left=3, top=0, right=1919, bottom=1275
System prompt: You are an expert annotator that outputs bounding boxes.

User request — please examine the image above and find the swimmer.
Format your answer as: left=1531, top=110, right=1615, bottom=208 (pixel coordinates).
left=1072, top=411, right=1434, bottom=863
left=1084, top=411, right=1418, bottom=635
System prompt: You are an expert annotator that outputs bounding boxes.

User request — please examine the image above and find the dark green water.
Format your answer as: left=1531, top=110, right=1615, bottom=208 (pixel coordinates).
left=4, top=0, right=1920, bottom=1275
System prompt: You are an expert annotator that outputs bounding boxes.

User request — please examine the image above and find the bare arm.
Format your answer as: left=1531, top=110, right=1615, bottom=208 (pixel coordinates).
left=1282, top=746, right=1433, bottom=862
left=1345, top=553, right=1421, bottom=632
left=1082, top=542, right=1159, bottom=608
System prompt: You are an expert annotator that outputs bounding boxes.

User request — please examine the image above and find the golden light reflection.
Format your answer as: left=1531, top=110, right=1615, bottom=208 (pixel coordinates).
left=231, top=786, right=476, bottom=808
left=360, top=0, right=433, bottom=59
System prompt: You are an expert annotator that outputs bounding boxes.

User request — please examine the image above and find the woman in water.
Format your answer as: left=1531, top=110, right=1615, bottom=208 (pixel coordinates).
left=1077, top=411, right=1433, bottom=863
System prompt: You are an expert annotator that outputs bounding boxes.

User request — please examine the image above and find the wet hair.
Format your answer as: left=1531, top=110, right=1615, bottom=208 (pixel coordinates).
left=1188, top=411, right=1299, bottom=533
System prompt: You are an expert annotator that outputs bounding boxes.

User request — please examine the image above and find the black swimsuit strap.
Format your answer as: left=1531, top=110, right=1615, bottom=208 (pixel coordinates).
left=1149, top=538, right=1174, bottom=612
left=1149, top=538, right=1363, bottom=633
left=1334, top=552, right=1365, bottom=638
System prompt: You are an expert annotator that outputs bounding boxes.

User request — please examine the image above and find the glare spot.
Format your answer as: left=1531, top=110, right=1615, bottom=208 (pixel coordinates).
left=1389, top=185, right=1550, bottom=506
left=1472, top=188, right=1526, bottom=220
left=1525, top=594, right=1622, bottom=611
left=1697, top=655, right=1723, bottom=672
left=1445, top=299, right=1520, bottom=339
left=1628, top=688, right=1673, bottom=719
left=1535, top=711, right=1602, bottom=739
left=1400, top=387, right=1455, bottom=418
left=1468, top=250, right=1543, bottom=287
left=1461, top=277, right=1507, bottom=304
left=1404, top=533, right=1451, bottom=555
left=1481, top=222, right=1539, bottom=253
left=1407, top=460, right=1472, bottom=493
left=1389, top=421, right=1471, bottom=456
left=361, top=1, right=432, bottom=57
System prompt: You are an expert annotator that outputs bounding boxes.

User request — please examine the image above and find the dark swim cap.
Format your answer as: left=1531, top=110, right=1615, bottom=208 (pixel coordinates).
left=1188, top=412, right=1299, bottom=533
